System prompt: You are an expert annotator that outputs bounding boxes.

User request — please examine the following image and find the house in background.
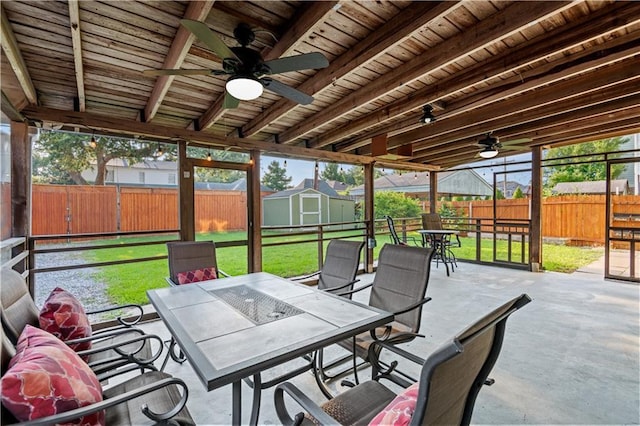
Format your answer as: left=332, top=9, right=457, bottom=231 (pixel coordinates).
left=496, top=180, right=530, bottom=198
left=348, top=170, right=493, bottom=202
left=552, top=179, right=630, bottom=195
left=81, top=159, right=178, bottom=187
left=262, top=179, right=355, bottom=227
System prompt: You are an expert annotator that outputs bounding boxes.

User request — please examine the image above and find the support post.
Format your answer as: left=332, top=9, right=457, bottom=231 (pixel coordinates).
left=248, top=150, right=262, bottom=272
left=429, top=171, right=437, bottom=213
left=364, top=163, right=375, bottom=273
left=530, top=146, right=543, bottom=272
left=11, top=121, right=30, bottom=278
left=178, top=141, right=194, bottom=241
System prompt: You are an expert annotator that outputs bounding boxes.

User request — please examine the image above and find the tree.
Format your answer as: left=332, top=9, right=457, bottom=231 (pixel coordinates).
left=341, top=166, right=384, bottom=186
left=544, top=137, right=628, bottom=189
left=34, top=131, right=155, bottom=185
left=373, top=191, right=421, bottom=219
left=261, top=160, right=292, bottom=191
left=512, top=186, right=525, bottom=199
left=321, top=163, right=344, bottom=182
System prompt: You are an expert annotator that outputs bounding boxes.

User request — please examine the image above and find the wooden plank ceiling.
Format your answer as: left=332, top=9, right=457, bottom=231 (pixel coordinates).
left=1, top=0, right=639, bottom=171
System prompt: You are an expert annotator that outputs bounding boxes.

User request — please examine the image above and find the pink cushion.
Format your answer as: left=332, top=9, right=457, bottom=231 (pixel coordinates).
left=39, top=287, right=92, bottom=360
left=176, top=267, right=217, bottom=284
left=368, top=382, right=419, bottom=426
left=0, top=325, right=104, bottom=425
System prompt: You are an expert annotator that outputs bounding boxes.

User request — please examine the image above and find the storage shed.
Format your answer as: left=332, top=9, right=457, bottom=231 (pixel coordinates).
left=262, top=180, right=355, bottom=227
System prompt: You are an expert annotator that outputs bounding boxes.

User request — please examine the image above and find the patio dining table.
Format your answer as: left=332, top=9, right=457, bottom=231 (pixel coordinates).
left=147, top=272, right=393, bottom=425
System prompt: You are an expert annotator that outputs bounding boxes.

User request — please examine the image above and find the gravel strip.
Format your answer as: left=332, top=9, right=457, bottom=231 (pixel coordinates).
left=34, top=247, right=111, bottom=320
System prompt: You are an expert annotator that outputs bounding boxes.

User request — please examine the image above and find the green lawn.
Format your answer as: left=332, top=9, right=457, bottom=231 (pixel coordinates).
left=84, top=232, right=603, bottom=305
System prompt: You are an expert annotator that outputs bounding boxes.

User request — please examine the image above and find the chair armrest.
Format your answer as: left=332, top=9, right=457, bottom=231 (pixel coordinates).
left=64, top=327, right=145, bottom=345
left=218, top=269, right=230, bottom=278
left=336, top=282, right=373, bottom=297
left=370, top=339, right=426, bottom=366
left=393, top=297, right=432, bottom=316
left=86, top=304, right=144, bottom=327
left=80, top=333, right=164, bottom=366
left=291, top=271, right=321, bottom=281
left=274, top=382, right=337, bottom=426
left=11, top=377, right=190, bottom=425
left=322, top=278, right=360, bottom=293
left=166, top=276, right=178, bottom=286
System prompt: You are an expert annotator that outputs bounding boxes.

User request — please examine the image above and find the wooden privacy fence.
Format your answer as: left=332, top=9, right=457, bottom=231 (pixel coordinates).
left=31, top=185, right=639, bottom=245
left=449, top=195, right=640, bottom=245
left=31, top=184, right=271, bottom=236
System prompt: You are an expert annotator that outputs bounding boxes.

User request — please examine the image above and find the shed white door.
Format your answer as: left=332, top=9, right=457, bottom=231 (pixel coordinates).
left=300, top=194, right=321, bottom=225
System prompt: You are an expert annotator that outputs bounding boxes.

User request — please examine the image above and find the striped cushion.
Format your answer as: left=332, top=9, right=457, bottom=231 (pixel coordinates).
left=177, top=267, right=217, bottom=284
left=0, top=325, right=104, bottom=425
left=39, top=287, right=92, bottom=360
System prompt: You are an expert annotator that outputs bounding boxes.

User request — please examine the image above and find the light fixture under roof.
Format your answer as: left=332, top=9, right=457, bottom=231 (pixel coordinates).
left=479, top=146, right=499, bottom=158
left=419, top=104, right=436, bottom=124
left=226, top=75, right=263, bottom=101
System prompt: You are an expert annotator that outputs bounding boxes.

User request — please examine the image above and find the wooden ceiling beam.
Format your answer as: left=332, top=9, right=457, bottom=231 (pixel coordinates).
left=276, top=1, right=574, bottom=145
left=326, top=2, right=640, bottom=153
left=336, top=3, right=640, bottom=152
left=411, top=98, right=640, bottom=163
left=68, top=0, right=85, bottom=112
left=195, top=1, right=336, bottom=131
left=21, top=105, right=439, bottom=171
left=1, top=4, right=37, bottom=105
left=144, top=1, right=214, bottom=122
left=241, top=1, right=458, bottom=139
left=403, top=58, right=640, bottom=154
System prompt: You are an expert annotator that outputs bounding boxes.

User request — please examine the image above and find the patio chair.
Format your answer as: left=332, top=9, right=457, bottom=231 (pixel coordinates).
left=274, top=294, right=532, bottom=426
left=386, top=215, right=421, bottom=246
left=166, top=240, right=229, bottom=287
left=0, top=268, right=161, bottom=378
left=163, top=240, right=230, bottom=368
left=292, top=239, right=365, bottom=297
left=315, top=243, right=434, bottom=390
left=1, top=324, right=195, bottom=426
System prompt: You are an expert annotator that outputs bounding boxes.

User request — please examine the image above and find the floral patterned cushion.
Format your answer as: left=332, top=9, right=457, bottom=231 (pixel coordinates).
left=39, top=287, right=92, bottom=360
left=176, top=267, right=217, bottom=284
left=0, top=325, right=104, bottom=425
left=368, top=382, right=419, bottom=426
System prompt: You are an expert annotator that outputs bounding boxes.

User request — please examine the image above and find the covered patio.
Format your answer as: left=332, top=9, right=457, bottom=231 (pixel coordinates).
left=139, top=261, right=640, bottom=424
left=1, top=1, right=640, bottom=424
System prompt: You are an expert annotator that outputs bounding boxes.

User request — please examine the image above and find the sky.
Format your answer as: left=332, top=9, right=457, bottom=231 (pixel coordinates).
left=262, top=152, right=534, bottom=186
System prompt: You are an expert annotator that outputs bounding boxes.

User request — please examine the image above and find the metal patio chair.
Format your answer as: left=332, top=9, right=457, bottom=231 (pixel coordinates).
left=274, top=294, right=532, bottom=426
left=166, top=240, right=229, bottom=287
left=315, top=243, right=435, bottom=392
left=386, top=215, right=421, bottom=246
left=0, top=268, right=161, bottom=378
left=1, top=325, right=195, bottom=426
left=293, top=239, right=365, bottom=297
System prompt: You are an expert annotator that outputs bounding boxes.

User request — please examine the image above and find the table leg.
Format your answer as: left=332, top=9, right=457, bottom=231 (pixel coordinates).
left=249, top=374, right=262, bottom=426
left=232, top=381, right=242, bottom=425
left=441, top=243, right=450, bottom=276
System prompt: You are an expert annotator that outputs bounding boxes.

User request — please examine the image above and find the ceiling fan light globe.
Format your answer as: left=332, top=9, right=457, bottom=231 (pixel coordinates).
left=226, top=76, right=263, bottom=100
left=479, top=147, right=499, bottom=159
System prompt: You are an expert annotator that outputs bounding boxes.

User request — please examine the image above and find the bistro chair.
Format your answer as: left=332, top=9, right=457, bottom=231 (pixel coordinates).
left=292, top=239, right=365, bottom=297
left=386, top=215, right=421, bottom=246
left=1, top=325, right=195, bottom=426
left=275, top=294, right=532, bottom=426
left=421, top=213, right=462, bottom=248
left=0, top=268, right=161, bottom=378
left=315, top=243, right=434, bottom=391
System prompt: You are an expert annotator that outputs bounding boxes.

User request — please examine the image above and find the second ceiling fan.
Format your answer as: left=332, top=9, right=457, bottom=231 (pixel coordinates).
left=476, top=133, right=532, bottom=158
left=144, top=20, right=329, bottom=108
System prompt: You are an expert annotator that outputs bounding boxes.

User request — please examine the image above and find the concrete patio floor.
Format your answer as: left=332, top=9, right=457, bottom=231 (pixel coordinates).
left=137, top=259, right=640, bottom=425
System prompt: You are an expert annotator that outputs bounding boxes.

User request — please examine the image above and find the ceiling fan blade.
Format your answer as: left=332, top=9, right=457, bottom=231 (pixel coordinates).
left=223, top=92, right=240, bottom=109
left=502, top=145, right=530, bottom=151
left=264, top=52, right=329, bottom=75
left=180, top=19, right=239, bottom=61
left=501, top=137, right=533, bottom=145
left=142, top=69, right=213, bottom=76
left=261, top=78, right=314, bottom=105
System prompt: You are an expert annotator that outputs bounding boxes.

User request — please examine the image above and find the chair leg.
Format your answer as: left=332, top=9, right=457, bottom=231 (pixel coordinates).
left=160, top=337, right=186, bottom=371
